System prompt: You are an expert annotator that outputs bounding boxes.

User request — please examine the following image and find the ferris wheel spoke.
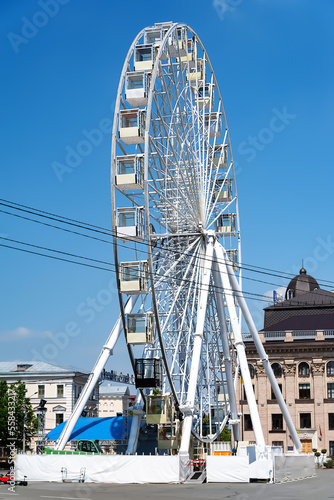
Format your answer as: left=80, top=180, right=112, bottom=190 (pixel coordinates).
left=154, top=66, right=202, bottom=210
left=180, top=262, right=202, bottom=401
left=148, top=136, right=199, bottom=225
left=153, top=237, right=200, bottom=288
left=203, top=101, right=222, bottom=211
left=147, top=181, right=199, bottom=227
left=151, top=93, right=199, bottom=210
left=206, top=196, right=237, bottom=233
left=164, top=58, right=202, bottom=187
left=159, top=240, right=201, bottom=335
left=205, top=158, right=233, bottom=224
left=169, top=247, right=202, bottom=383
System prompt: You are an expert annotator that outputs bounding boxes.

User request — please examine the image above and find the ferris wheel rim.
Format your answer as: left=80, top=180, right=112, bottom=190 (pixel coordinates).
left=110, top=22, right=241, bottom=441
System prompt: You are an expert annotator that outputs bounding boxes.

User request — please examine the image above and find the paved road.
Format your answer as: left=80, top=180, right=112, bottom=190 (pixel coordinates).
left=0, top=470, right=333, bottom=500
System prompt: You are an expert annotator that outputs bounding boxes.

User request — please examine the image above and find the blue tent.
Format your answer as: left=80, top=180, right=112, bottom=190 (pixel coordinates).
left=45, top=416, right=126, bottom=441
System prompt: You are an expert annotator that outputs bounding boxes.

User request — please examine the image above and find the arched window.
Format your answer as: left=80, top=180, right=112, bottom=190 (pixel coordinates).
left=248, top=364, right=255, bottom=379
left=327, top=361, right=334, bottom=377
left=271, top=363, right=282, bottom=377
left=298, top=362, right=310, bottom=377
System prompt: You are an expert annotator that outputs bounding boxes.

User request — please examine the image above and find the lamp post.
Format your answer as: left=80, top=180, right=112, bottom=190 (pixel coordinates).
left=36, top=399, right=47, bottom=454
left=23, top=391, right=37, bottom=453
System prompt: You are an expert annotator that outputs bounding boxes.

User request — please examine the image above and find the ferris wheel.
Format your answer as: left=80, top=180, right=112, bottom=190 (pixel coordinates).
left=55, top=22, right=301, bottom=463
left=110, top=21, right=244, bottom=454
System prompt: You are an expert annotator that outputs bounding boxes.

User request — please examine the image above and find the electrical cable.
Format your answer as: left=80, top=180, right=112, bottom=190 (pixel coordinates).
left=2, top=204, right=334, bottom=304
left=2, top=198, right=334, bottom=288
left=0, top=238, right=272, bottom=304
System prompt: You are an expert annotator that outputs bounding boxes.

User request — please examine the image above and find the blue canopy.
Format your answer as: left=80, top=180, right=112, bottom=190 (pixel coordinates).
left=45, top=416, right=126, bottom=441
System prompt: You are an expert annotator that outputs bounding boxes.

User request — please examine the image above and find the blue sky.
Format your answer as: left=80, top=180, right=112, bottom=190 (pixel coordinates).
left=1, top=0, right=334, bottom=374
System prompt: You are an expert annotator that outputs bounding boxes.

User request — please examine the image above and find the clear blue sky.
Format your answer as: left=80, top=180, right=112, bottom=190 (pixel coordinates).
left=1, top=0, right=334, bottom=373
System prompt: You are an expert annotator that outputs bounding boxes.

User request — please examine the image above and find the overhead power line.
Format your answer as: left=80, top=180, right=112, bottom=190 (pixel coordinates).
left=0, top=208, right=305, bottom=295
left=1, top=197, right=334, bottom=294
left=0, top=238, right=273, bottom=304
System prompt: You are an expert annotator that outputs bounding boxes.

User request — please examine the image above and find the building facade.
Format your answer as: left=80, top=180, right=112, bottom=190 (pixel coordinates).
left=99, top=383, right=132, bottom=417
left=0, top=361, right=99, bottom=450
left=237, top=268, right=334, bottom=455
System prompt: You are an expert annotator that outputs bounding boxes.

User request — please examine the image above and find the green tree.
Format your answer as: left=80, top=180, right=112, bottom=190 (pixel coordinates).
left=0, top=380, right=38, bottom=453
left=202, top=415, right=208, bottom=425
left=220, top=426, right=231, bottom=442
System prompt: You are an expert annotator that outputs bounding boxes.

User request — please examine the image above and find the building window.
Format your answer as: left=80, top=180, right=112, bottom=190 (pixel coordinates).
left=271, top=384, right=282, bottom=400
left=248, top=364, right=255, bottom=379
left=244, top=414, right=253, bottom=431
left=243, top=384, right=255, bottom=400
left=57, top=385, right=64, bottom=398
left=328, top=414, right=334, bottom=430
left=271, top=414, right=283, bottom=430
left=299, top=383, right=311, bottom=399
left=271, top=363, right=282, bottom=377
left=55, top=413, right=64, bottom=426
left=327, top=361, right=334, bottom=377
left=38, top=385, right=45, bottom=398
left=272, top=441, right=284, bottom=452
left=329, top=441, right=334, bottom=457
left=328, top=383, right=334, bottom=399
left=300, top=413, right=311, bottom=428
left=298, top=362, right=310, bottom=377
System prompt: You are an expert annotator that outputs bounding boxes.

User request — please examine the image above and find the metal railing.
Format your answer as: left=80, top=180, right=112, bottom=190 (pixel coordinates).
left=242, top=330, right=334, bottom=342
left=293, top=330, right=317, bottom=340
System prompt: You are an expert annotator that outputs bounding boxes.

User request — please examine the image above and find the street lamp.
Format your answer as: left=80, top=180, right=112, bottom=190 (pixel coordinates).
left=36, top=399, right=47, bottom=454
left=23, top=391, right=37, bottom=454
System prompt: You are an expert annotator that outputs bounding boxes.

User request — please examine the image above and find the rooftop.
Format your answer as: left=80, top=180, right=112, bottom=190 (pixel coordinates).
left=0, top=361, right=88, bottom=375
left=265, top=288, right=334, bottom=310
left=285, top=267, right=320, bottom=299
left=99, top=383, right=130, bottom=396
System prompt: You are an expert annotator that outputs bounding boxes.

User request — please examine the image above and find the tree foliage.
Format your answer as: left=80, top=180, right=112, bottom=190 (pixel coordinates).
left=220, top=426, right=231, bottom=442
left=0, top=380, right=38, bottom=452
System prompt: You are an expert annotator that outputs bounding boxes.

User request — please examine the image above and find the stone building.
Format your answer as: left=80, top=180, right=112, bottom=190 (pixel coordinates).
left=237, top=268, right=334, bottom=455
left=98, top=383, right=132, bottom=417
left=0, top=361, right=99, bottom=450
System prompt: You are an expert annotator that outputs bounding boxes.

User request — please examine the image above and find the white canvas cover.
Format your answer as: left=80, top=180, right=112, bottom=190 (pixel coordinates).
left=207, top=456, right=250, bottom=483
left=274, top=455, right=315, bottom=483
left=248, top=459, right=272, bottom=480
left=15, top=454, right=180, bottom=484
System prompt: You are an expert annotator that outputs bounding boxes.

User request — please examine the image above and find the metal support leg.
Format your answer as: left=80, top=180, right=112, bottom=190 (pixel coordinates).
left=212, top=257, right=240, bottom=443
left=55, top=295, right=138, bottom=451
left=126, top=392, right=144, bottom=454
left=215, top=244, right=266, bottom=449
left=222, top=246, right=302, bottom=453
left=179, top=236, right=214, bottom=461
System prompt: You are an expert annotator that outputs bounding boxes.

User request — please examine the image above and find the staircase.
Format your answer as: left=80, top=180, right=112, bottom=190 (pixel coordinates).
left=185, top=459, right=206, bottom=483
left=185, top=469, right=206, bottom=483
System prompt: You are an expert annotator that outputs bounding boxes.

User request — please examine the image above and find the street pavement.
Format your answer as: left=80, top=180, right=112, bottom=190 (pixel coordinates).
left=0, top=469, right=333, bottom=500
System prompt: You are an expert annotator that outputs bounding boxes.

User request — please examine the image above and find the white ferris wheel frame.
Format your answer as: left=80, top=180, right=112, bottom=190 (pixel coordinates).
left=55, top=22, right=302, bottom=458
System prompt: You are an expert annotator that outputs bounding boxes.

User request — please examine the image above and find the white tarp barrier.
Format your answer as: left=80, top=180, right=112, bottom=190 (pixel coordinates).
left=207, top=456, right=250, bottom=483
left=15, top=454, right=180, bottom=484
left=248, top=459, right=272, bottom=480
left=274, top=455, right=315, bottom=483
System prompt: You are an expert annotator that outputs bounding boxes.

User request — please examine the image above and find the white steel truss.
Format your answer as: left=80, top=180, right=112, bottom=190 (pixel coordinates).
left=55, top=22, right=301, bottom=461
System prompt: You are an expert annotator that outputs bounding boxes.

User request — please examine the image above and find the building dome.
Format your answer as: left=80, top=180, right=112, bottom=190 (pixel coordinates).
left=285, top=267, right=320, bottom=300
